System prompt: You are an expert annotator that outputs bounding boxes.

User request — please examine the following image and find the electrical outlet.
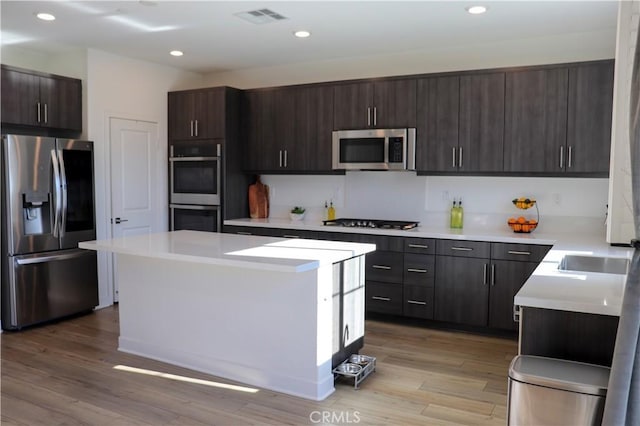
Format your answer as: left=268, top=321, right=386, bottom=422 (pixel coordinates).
left=442, top=190, right=450, bottom=201
left=552, top=193, right=561, bottom=206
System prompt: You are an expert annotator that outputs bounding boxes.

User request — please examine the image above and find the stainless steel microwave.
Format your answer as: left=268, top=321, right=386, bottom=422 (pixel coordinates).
left=332, top=128, right=416, bottom=171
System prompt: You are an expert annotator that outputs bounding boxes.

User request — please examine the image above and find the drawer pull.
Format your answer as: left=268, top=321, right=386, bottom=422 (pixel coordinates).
left=407, top=268, right=427, bottom=273
left=282, top=234, right=301, bottom=238
left=372, top=265, right=391, bottom=270
left=236, top=231, right=252, bottom=235
left=451, top=246, right=473, bottom=251
left=372, top=296, right=391, bottom=302
left=507, top=250, right=531, bottom=256
left=407, top=300, right=427, bottom=305
left=408, top=244, right=429, bottom=249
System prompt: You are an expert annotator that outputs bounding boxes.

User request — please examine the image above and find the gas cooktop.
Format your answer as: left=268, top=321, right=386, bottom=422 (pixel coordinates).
left=323, top=218, right=419, bottom=230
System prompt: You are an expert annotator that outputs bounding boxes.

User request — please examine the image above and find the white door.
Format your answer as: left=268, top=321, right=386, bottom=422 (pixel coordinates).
left=109, top=118, right=160, bottom=301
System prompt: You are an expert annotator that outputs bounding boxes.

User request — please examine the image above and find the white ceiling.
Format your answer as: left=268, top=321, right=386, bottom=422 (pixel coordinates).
left=0, top=1, right=619, bottom=75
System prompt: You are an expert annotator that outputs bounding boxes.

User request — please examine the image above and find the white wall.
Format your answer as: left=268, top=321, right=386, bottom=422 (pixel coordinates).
left=261, top=174, right=609, bottom=233
left=85, top=49, right=203, bottom=308
left=203, top=30, right=615, bottom=89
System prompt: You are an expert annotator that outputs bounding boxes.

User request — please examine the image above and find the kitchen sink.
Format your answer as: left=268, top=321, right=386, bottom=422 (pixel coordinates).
left=558, top=255, right=630, bottom=275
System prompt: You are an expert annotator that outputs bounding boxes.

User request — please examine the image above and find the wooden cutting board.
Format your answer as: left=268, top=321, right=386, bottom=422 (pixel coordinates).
left=248, top=176, right=269, bottom=218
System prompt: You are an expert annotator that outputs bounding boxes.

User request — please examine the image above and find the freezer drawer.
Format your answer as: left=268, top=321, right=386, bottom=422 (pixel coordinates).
left=2, top=249, right=98, bottom=330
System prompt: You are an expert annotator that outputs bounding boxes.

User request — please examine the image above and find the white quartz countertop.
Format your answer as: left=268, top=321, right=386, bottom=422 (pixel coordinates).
left=79, top=230, right=375, bottom=273
left=224, top=217, right=558, bottom=244
left=224, top=217, right=634, bottom=316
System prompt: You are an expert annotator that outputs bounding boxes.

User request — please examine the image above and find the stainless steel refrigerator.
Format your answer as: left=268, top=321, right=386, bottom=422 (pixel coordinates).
left=1, top=134, right=98, bottom=330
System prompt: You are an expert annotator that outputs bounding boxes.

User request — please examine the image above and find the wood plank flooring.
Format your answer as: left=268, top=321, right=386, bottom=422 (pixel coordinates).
left=1, top=306, right=517, bottom=425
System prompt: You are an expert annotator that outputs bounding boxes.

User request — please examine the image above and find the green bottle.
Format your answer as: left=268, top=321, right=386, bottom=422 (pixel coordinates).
left=456, top=198, right=464, bottom=228
left=450, top=200, right=458, bottom=228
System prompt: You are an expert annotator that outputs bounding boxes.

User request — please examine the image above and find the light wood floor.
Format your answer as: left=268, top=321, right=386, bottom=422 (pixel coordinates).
left=1, top=306, right=516, bottom=425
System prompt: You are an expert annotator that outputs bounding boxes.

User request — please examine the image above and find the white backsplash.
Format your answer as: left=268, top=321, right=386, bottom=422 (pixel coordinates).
left=260, top=173, right=609, bottom=232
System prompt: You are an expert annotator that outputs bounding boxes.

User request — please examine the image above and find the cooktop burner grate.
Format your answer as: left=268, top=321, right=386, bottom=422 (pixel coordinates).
left=323, top=218, right=419, bottom=230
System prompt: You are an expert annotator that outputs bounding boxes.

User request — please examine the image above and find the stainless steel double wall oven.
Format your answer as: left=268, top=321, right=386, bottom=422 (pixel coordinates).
left=169, top=140, right=221, bottom=232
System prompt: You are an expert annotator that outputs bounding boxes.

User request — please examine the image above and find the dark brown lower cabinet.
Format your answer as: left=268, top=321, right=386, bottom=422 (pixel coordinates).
left=403, top=285, right=434, bottom=319
left=365, top=281, right=403, bottom=315
left=488, top=260, right=539, bottom=330
left=434, top=256, right=489, bottom=326
left=519, top=307, right=619, bottom=366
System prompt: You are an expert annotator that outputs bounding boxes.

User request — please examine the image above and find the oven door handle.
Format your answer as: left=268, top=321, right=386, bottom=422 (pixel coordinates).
left=169, top=156, right=220, bottom=162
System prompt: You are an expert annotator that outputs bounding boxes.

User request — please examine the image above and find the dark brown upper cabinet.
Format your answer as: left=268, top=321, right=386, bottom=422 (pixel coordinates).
left=504, top=67, right=569, bottom=173
left=416, top=76, right=460, bottom=172
left=168, top=87, right=225, bottom=141
left=243, top=87, right=296, bottom=171
left=566, top=60, right=614, bottom=175
left=293, top=85, right=334, bottom=172
left=333, top=79, right=416, bottom=130
left=1, top=65, right=82, bottom=132
left=458, top=72, right=505, bottom=173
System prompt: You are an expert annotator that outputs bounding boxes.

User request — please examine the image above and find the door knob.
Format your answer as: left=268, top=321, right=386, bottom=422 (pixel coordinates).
left=113, top=217, right=129, bottom=224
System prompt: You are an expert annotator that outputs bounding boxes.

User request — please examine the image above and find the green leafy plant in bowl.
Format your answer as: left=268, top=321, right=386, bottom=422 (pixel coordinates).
left=290, top=206, right=306, bottom=221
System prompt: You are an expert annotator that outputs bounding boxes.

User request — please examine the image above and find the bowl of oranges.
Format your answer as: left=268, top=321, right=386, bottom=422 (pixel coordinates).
left=508, top=197, right=539, bottom=233
left=508, top=216, right=538, bottom=233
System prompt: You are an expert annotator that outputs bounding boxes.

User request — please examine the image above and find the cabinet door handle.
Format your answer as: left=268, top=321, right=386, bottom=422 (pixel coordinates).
left=283, top=149, right=288, bottom=168
left=507, top=250, right=531, bottom=256
left=559, top=146, right=564, bottom=169
left=372, top=296, right=391, bottom=302
left=568, top=146, right=573, bottom=168
left=408, top=244, right=429, bottom=249
left=194, top=119, right=198, bottom=137
left=367, top=107, right=371, bottom=127
left=190, top=120, right=194, bottom=137
left=372, top=265, right=391, bottom=270
left=483, top=263, right=488, bottom=285
left=37, top=102, right=41, bottom=123
left=44, top=103, right=48, bottom=123
left=407, top=268, right=427, bottom=273
left=458, top=146, right=463, bottom=168
left=451, top=246, right=473, bottom=251
left=490, top=263, right=496, bottom=286
left=407, top=300, right=427, bottom=305
left=279, top=150, right=283, bottom=167
left=373, top=106, right=377, bottom=127
left=452, top=147, right=457, bottom=168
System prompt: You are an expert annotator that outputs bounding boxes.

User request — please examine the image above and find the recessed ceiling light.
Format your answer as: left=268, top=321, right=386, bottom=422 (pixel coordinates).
left=294, top=30, right=311, bottom=38
left=170, top=50, right=183, bottom=57
left=36, top=12, right=56, bottom=21
left=466, top=6, right=488, bottom=15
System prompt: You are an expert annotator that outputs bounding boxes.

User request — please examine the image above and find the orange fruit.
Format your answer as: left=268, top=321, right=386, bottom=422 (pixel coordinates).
left=517, top=216, right=526, bottom=224
left=508, top=217, right=516, bottom=224
left=529, top=219, right=538, bottom=224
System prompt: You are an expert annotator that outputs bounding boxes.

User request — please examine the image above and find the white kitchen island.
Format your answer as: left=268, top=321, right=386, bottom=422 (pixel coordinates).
left=79, top=230, right=375, bottom=401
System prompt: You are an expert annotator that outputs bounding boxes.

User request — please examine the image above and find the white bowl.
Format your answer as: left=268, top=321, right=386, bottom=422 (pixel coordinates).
left=289, top=212, right=305, bottom=221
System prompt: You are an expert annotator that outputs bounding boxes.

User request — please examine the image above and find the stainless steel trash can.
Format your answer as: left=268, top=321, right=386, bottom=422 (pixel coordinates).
left=507, top=355, right=610, bottom=426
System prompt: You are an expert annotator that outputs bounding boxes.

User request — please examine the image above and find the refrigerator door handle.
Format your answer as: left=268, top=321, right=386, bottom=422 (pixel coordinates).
left=51, top=149, right=62, bottom=237
left=16, top=250, right=91, bottom=265
left=57, top=149, right=68, bottom=237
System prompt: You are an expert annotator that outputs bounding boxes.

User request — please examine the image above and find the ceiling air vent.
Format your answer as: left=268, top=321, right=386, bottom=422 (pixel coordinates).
left=234, top=8, right=288, bottom=24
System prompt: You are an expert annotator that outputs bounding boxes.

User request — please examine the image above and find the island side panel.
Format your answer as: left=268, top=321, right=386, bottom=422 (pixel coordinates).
left=115, top=253, right=335, bottom=401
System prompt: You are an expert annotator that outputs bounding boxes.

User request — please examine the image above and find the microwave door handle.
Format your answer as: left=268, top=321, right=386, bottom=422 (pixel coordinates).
left=57, top=149, right=67, bottom=237
left=51, top=149, right=62, bottom=237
